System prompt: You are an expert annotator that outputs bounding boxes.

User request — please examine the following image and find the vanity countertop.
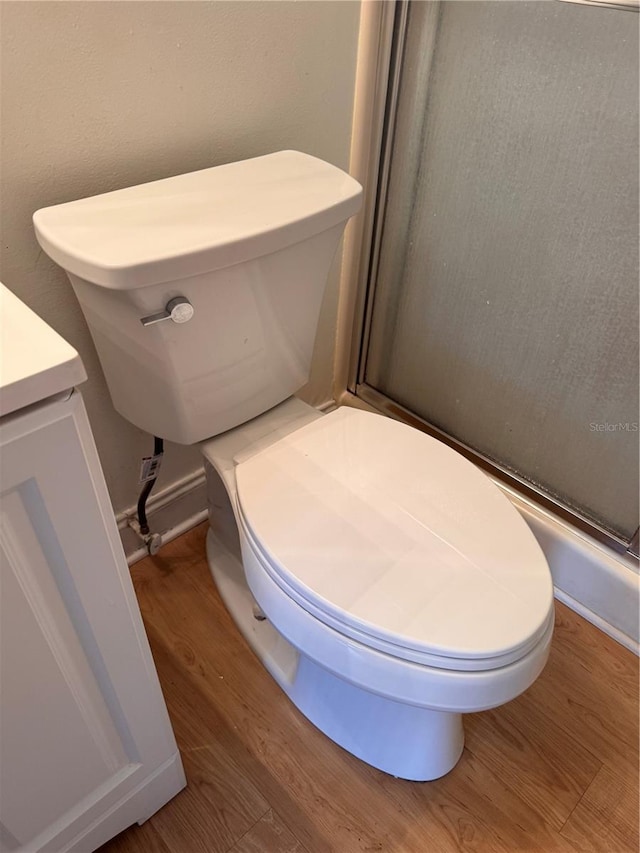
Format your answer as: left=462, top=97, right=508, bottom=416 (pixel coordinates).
left=0, top=283, right=87, bottom=418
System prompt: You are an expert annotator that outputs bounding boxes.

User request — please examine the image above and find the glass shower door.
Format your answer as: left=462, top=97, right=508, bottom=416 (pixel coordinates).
left=359, top=0, right=639, bottom=547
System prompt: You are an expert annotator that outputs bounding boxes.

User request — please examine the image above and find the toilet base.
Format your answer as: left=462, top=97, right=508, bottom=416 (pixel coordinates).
left=292, top=655, right=465, bottom=780
left=206, top=527, right=465, bottom=781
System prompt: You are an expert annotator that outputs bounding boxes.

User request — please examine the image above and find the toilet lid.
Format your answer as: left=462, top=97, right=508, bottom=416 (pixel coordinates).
left=235, top=407, right=553, bottom=667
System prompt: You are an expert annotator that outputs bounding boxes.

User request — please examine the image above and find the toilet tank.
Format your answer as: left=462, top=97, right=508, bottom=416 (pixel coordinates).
left=33, top=152, right=362, bottom=443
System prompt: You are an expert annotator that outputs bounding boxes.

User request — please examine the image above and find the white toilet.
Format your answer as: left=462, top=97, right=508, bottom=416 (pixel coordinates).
left=33, top=150, right=554, bottom=781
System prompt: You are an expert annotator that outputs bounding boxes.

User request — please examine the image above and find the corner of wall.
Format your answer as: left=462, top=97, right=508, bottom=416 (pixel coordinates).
left=332, top=1, right=396, bottom=403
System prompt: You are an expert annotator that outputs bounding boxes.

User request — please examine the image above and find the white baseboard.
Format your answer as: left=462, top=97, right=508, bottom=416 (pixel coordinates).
left=552, top=587, right=639, bottom=654
left=117, top=468, right=208, bottom=565
left=497, top=482, right=639, bottom=655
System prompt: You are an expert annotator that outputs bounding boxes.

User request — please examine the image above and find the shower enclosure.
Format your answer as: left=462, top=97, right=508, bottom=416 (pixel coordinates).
left=352, top=0, right=639, bottom=556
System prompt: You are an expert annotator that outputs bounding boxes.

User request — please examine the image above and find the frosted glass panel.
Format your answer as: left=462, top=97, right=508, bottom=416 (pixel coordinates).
left=366, top=1, right=639, bottom=540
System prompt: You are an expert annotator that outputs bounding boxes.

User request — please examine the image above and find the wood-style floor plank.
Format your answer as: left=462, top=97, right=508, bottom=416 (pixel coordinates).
left=99, top=524, right=639, bottom=853
left=524, top=601, right=639, bottom=779
left=464, top=693, right=602, bottom=829
left=227, top=810, right=308, bottom=853
left=140, top=632, right=334, bottom=853
left=377, top=746, right=580, bottom=853
left=147, top=745, right=269, bottom=853
left=561, top=763, right=640, bottom=853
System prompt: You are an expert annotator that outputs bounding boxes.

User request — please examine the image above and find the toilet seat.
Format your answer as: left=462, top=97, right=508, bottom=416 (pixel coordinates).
left=235, top=407, right=553, bottom=672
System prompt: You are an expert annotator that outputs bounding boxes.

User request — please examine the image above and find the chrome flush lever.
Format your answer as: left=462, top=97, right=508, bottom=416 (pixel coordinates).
left=140, top=296, right=194, bottom=326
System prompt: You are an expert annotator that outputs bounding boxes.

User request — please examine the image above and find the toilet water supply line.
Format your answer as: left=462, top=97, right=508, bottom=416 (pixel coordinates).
left=136, top=436, right=164, bottom=554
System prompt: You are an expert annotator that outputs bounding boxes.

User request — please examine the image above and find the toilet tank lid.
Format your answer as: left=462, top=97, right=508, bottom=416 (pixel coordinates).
left=32, top=151, right=363, bottom=290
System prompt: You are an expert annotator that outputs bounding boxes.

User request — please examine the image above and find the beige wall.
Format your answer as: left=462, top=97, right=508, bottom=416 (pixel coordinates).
left=0, top=0, right=361, bottom=513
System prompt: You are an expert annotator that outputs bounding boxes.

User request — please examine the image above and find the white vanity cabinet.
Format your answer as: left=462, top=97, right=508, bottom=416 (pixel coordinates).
left=0, top=286, right=185, bottom=853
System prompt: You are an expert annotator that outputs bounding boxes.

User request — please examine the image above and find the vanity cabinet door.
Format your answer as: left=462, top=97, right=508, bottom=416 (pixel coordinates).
left=0, top=391, right=185, bottom=853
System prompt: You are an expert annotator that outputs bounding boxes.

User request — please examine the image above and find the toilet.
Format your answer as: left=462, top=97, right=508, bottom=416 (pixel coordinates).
left=33, top=150, right=554, bottom=781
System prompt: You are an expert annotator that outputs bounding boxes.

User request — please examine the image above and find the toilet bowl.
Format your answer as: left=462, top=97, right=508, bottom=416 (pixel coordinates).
left=33, top=150, right=554, bottom=781
left=202, top=397, right=554, bottom=781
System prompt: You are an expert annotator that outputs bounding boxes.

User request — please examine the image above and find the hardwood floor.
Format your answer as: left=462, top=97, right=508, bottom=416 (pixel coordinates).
left=101, top=524, right=639, bottom=853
